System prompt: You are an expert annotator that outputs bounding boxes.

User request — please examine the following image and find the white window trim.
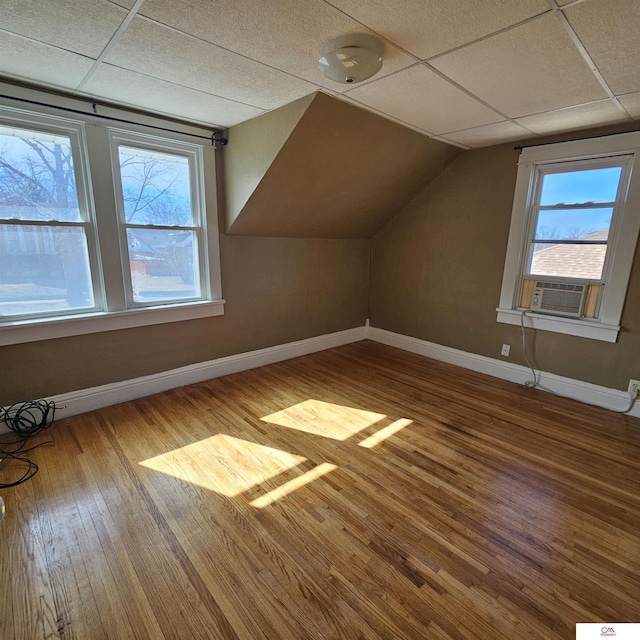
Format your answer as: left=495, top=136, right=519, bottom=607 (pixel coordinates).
left=0, top=300, right=225, bottom=346
left=109, top=130, right=210, bottom=309
left=0, top=111, right=104, bottom=320
left=0, top=94, right=224, bottom=347
left=497, top=131, right=640, bottom=343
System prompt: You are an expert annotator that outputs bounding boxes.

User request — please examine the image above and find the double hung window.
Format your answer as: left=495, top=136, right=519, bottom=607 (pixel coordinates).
left=0, top=118, right=99, bottom=320
left=497, top=132, right=640, bottom=342
left=0, top=105, right=223, bottom=346
left=110, top=134, right=207, bottom=307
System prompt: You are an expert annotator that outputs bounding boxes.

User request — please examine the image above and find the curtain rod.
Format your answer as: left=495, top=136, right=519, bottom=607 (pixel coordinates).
left=0, top=92, right=228, bottom=147
left=514, top=128, right=637, bottom=153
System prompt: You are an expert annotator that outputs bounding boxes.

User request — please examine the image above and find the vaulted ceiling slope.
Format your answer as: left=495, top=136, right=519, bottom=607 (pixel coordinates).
left=224, top=92, right=461, bottom=239
left=1, top=0, right=639, bottom=149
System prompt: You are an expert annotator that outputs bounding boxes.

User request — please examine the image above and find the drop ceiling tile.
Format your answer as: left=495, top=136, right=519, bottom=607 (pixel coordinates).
left=139, top=0, right=415, bottom=91
left=335, top=93, right=431, bottom=136
left=0, top=32, right=95, bottom=90
left=565, top=0, right=640, bottom=95
left=0, top=0, right=127, bottom=58
left=515, top=100, right=629, bottom=135
left=442, top=121, right=533, bottom=148
left=326, top=0, right=550, bottom=60
left=346, top=65, right=502, bottom=135
left=431, top=14, right=607, bottom=118
left=80, top=64, right=264, bottom=127
left=618, top=93, right=640, bottom=119
left=106, top=17, right=316, bottom=110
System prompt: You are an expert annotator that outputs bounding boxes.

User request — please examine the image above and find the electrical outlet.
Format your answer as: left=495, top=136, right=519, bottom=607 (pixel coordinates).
left=629, top=379, right=640, bottom=395
left=501, top=344, right=511, bottom=357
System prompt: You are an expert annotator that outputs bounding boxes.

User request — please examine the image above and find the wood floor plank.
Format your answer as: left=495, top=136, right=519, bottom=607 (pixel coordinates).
left=1, top=340, right=640, bottom=639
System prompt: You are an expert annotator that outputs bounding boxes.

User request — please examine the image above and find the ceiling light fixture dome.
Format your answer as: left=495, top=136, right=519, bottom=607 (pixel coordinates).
left=318, top=35, right=383, bottom=84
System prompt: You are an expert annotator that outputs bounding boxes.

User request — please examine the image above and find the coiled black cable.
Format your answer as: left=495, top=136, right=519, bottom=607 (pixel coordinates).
left=0, top=400, right=55, bottom=488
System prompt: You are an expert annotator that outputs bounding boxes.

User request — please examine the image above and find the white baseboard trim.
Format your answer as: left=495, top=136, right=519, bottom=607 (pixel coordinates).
left=0, top=326, right=367, bottom=432
left=3, top=323, right=636, bottom=434
left=368, top=327, right=640, bottom=418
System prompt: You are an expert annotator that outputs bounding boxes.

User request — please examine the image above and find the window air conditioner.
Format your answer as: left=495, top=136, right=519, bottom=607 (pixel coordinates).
left=530, top=280, right=587, bottom=317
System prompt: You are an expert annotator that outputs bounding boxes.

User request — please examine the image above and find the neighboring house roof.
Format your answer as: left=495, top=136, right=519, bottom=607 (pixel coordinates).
left=0, top=191, right=71, bottom=220
left=530, top=229, right=608, bottom=280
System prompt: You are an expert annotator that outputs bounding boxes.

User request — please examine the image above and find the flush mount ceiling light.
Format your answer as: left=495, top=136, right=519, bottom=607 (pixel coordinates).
left=318, top=35, right=383, bottom=84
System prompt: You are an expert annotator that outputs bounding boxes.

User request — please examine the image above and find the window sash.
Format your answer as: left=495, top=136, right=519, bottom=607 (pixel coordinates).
left=518, top=156, right=631, bottom=293
left=497, top=131, right=640, bottom=341
left=0, top=95, right=223, bottom=345
left=109, top=133, right=209, bottom=309
left=0, top=113, right=103, bottom=321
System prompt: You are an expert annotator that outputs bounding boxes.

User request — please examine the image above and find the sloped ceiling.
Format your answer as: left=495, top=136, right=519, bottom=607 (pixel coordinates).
left=224, top=92, right=461, bottom=239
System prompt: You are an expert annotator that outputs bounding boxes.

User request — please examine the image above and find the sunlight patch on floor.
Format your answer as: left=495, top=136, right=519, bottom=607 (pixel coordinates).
left=250, top=463, right=338, bottom=508
left=358, top=418, right=413, bottom=448
left=261, top=399, right=386, bottom=440
left=140, top=434, right=306, bottom=497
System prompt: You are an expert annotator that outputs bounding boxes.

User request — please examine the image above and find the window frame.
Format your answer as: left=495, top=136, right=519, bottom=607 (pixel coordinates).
left=0, top=110, right=104, bottom=321
left=497, top=131, right=640, bottom=343
left=0, top=99, right=224, bottom=347
left=109, top=131, right=210, bottom=309
left=523, top=156, right=630, bottom=283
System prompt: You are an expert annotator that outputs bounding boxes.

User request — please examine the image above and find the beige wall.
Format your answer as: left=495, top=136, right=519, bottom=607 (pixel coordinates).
left=370, top=141, right=640, bottom=391
left=0, top=153, right=369, bottom=404
left=224, top=94, right=313, bottom=229
left=227, top=92, right=461, bottom=239
left=4, top=110, right=640, bottom=406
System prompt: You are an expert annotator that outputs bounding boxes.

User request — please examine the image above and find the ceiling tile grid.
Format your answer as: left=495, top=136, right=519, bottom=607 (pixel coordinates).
left=0, top=30, right=96, bottom=90
left=104, top=17, right=318, bottom=109
left=430, top=13, right=608, bottom=118
left=564, top=0, right=640, bottom=96
left=0, top=0, right=128, bottom=58
left=79, top=64, right=265, bottom=126
left=618, top=93, right=640, bottom=120
left=324, top=0, right=550, bottom=60
left=0, top=0, right=637, bottom=146
left=515, top=99, right=629, bottom=135
left=441, top=120, right=533, bottom=148
left=345, top=64, right=504, bottom=135
left=138, top=0, right=418, bottom=90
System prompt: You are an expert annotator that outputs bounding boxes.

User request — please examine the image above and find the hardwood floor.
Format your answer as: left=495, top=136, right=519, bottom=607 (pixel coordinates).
left=1, top=340, right=639, bottom=639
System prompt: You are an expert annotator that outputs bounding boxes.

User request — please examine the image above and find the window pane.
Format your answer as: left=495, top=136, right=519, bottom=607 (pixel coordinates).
left=0, top=126, right=81, bottom=222
left=127, top=228, right=200, bottom=303
left=533, top=208, right=612, bottom=241
left=0, top=225, right=94, bottom=316
left=529, top=243, right=607, bottom=280
left=118, top=146, right=193, bottom=225
left=539, top=167, right=622, bottom=206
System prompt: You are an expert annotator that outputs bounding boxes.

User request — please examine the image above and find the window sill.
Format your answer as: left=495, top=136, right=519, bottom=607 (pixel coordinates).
left=0, top=299, right=225, bottom=346
left=496, top=308, right=620, bottom=343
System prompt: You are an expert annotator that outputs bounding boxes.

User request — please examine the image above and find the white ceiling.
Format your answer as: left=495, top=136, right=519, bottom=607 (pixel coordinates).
left=0, top=0, right=638, bottom=148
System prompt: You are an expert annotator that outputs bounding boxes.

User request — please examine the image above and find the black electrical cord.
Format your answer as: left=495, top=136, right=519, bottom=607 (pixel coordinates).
left=0, top=400, right=55, bottom=488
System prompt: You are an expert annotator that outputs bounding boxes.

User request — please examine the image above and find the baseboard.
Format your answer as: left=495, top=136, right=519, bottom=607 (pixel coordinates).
left=3, top=323, right=636, bottom=434
left=367, top=327, right=640, bottom=418
left=0, top=326, right=367, bottom=431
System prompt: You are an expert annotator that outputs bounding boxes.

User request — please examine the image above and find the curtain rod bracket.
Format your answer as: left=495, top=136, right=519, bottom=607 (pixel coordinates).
left=211, top=133, right=228, bottom=149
